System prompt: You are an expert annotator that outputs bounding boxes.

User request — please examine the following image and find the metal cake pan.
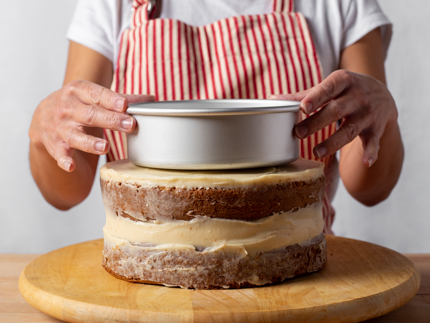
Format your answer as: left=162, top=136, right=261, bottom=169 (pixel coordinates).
left=126, top=99, right=300, bottom=170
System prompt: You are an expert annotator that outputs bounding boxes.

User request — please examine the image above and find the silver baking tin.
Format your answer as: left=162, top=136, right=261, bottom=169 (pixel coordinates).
left=126, top=99, right=300, bottom=170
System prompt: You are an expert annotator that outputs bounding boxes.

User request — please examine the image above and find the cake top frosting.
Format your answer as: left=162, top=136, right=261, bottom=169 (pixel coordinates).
left=100, top=158, right=324, bottom=188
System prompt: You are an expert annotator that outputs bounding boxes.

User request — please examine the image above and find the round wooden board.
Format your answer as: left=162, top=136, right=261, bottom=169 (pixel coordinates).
left=19, top=236, right=420, bottom=323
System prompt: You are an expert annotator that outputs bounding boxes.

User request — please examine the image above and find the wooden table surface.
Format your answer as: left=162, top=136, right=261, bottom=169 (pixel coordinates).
left=1, top=253, right=429, bottom=322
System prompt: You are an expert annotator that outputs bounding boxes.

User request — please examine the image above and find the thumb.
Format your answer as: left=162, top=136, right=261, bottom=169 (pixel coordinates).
left=268, top=89, right=311, bottom=102
left=122, top=94, right=156, bottom=104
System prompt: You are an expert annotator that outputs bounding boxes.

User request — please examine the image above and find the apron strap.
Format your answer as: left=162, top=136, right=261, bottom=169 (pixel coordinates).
left=273, top=0, right=294, bottom=13
left=133, top=0, right=146, bottom=8
left=132, top=0, right=154, bottom=22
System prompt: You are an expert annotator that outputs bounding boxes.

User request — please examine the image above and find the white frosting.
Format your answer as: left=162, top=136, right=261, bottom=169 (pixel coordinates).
left=100, top=158, right=324, bottom=188
left=103, top=203, right=324, bottom=255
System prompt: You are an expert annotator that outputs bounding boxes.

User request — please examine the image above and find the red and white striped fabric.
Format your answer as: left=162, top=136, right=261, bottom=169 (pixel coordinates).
left=104, top=0, right=337, bottom=234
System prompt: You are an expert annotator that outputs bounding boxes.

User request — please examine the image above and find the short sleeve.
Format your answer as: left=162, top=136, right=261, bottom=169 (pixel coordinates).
left=342, top=0, right=392, bottom=57
left=66, top=0, right=118, bottom=62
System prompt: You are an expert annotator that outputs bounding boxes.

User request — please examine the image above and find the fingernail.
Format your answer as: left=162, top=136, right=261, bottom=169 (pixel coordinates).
left=315, top=146, right=327, bottom=159
left=368, top=157, right=374, bottom=167
left=63, top=160, right=71, bottom=171
left=301, top=101, right=313, bottom=114
left=268, top=94, right=278, bottom=99
left=295, top=125, right=308, bottom=138
left=95, top=141, right=106, bottom=153
left=116, top=98, right=126, bottom=110
left=121, top=118, right=134, bottom=130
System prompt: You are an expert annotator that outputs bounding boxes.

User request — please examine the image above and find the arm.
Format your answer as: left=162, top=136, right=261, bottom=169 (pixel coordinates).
left=337, top=28, right=403, bottom=205
left=272, top=28, right=403, bottom=206
left=29, top=41, right=153, bottom=210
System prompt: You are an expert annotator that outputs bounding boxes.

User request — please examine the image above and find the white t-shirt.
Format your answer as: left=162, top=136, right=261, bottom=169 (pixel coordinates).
left=67, top=0, right=392, bottom=79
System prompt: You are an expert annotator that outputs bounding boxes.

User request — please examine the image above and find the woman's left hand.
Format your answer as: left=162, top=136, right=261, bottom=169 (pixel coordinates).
left=270, top=69, right=399, bottom=167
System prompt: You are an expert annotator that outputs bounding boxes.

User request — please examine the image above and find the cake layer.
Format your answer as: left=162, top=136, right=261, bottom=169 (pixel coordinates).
left=100, top=159, right=325, bottom=222
left=102, top=233, right=327, bottom=289
left=103, top=202, right=324, bottom=256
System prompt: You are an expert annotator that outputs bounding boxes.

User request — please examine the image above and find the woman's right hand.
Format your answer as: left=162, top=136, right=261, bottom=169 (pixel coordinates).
left=29, top=79, right=154, bottom=172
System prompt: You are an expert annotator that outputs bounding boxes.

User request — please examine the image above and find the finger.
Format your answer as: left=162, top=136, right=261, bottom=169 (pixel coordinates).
left=51, top=142, right=76, bottom=172
left=312, top=117, right=367, bottom=159
left=64, top=80, right=129, bottom=113
left=294, top=96, right=368, bottom=139
left=301, top=70, right=352, bottom=114
left=360, top=132, right=381, bottom=167
left=62, top=128, right=110, bottom=156
left=39, top=127, right=73, bottom=171
left=74, top=103, right=136, bottom=132
left=268, top=89, right=311, bottom=102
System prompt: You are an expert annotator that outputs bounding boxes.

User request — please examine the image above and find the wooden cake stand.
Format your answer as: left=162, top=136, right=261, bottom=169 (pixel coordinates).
left=19, top=236, right=420, bottom=322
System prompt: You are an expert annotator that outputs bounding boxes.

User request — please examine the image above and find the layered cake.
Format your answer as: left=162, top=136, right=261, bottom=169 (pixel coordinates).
left=100, top=158, right=326, bottom=289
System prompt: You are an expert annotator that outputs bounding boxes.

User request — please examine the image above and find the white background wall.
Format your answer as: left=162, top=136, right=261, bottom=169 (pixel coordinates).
left=332, top=1, right=430, bottom=253
left=0, top=1, right=428, bottom=254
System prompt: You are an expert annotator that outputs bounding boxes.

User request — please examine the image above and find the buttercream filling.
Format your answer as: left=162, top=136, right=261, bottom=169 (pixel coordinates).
left=103, top=203, right=323, bottom=255
left=100, top=158, right=324, bottom=188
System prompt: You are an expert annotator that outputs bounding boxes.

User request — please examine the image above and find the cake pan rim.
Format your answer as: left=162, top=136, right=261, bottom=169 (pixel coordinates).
left=126, top=99, right=300, bottom=116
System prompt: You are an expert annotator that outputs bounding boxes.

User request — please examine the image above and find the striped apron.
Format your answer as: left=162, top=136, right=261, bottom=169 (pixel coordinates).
left=104, top=0, right=337, bottom=234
